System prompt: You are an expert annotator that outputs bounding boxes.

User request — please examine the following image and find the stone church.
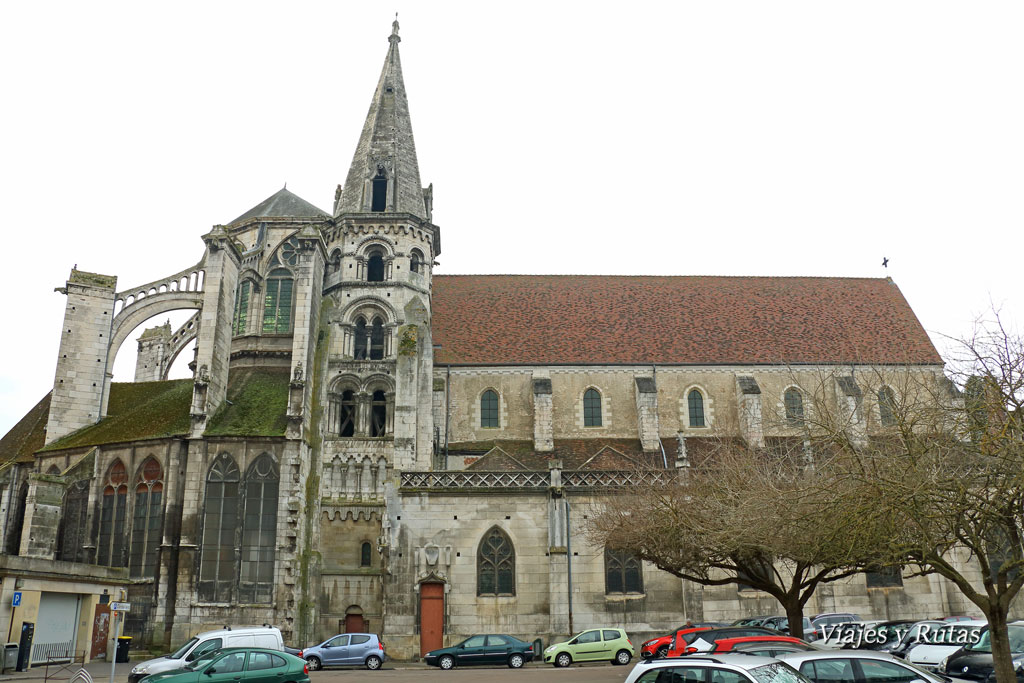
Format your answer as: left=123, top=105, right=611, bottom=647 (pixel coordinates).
left=0, top=21, right=985, bottom=664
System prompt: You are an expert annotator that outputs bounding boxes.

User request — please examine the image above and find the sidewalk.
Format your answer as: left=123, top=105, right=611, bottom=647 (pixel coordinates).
left=0, top=661, right=133, bottom=683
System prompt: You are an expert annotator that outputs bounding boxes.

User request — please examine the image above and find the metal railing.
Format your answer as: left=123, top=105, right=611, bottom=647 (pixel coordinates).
left=400, top=469, right=672, bottom=490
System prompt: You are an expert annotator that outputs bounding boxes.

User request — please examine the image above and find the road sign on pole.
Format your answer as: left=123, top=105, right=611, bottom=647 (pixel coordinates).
left=11, top=592, right=21, bottom=607
left=109, top=602, right=131, bottom=612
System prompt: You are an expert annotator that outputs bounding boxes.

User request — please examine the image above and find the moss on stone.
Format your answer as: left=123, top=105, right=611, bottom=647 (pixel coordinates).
left=41, top=380, right=193, bottom=451
left=205, top=368, right=290, bottom=436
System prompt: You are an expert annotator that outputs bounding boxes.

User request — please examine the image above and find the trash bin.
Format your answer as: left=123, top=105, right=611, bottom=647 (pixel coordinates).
left=116, top=636, right=132, bottom=663
left=4, top=643, right=17, bottom=671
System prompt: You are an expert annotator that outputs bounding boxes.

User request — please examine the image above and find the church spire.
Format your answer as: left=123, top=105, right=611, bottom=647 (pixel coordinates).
left=337, top=19, right=427, bottom=219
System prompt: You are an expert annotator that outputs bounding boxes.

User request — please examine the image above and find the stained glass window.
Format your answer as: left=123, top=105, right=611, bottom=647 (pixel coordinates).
left=239, top=455, right=279, bottom=604
left=233, top=280, right=251, bottom=335
left=262, top=269, right=293, bottom=334
left=129, top=458, right=164, bottom=577
left=605, top=547, right=644, bottom=594
left=478, top=527, right=515, bottom=596
left=480, top=390, right=499, bottom=428
left=97, top=460, right=128, bottom=567
left=688, top=389, right=705, bottom=428
left=199, top=454, right=240, bottom=602
left=57, top=479, right=89, bottom=563
left=584, top=388, right=602, bottom=427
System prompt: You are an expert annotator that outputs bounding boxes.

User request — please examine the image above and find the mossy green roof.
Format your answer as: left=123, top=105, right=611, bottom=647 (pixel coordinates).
left=0, top=393, right=51, bottom=464
left=41, top=380, right=193, bottom=451
left=204, top=368, right=289, bottom=437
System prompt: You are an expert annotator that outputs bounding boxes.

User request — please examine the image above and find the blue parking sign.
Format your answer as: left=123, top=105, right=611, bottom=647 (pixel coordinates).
left=12, top=592, right=21, bottom=607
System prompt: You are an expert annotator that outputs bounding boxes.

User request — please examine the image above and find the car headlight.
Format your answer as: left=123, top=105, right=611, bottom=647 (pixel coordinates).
left=133, top=666, right=147, bottom=675
left=939, top=656, right=950, bottom=672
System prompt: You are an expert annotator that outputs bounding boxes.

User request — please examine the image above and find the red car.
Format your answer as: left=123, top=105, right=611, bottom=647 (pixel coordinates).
left=641, top=627, right=711, bottom=659
left=666, top=627, right=781, bottom=658
left=707, top=635, right=813, bottom=656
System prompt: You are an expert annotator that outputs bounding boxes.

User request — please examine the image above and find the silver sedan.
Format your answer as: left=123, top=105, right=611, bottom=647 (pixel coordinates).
left=777, top=649, right=949, bottom=683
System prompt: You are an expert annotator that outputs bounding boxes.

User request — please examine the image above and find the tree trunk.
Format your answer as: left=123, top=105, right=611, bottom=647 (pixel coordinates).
left=986, top=608, right=1016, bottom=683
left=783, top=597, right=806, bottom=639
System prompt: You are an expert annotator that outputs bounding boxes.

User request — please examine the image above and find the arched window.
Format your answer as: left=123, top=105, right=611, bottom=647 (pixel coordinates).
left=199, top=454, right=240, bottom=602
left=784, top=388, right=805, bottom=426
left=583, top=388, right=602, bottom=427
left=409, top=249, right=423, bottom=274
left=129, top=458, right=164, bottom=578
left=354, top=317, right=368, bottom=359
left=605, top=547, right=644, bottom=594
left=360, top=541, right=372, bottom=568
left=262, top=269, right=293, bottom=333
left=370, top=390, right=387, bottom=437
left=5, top=480, right=28, bottom=556
left=239, top=455, right=279, bottom=604
left=233, top=280, right=251, bottom=335
left=57, top=479, right=89, bottom=563
left=369, top=317, right=385, bottom=360
left=97, top=460, right=128, bottom=567
left=336, top=389, right=356, bottom=437
left=480, top=390, right=499, bottom=428
left=328, top=250, right=342, bottom=275
left=366, top=250, right=385, bottom=282
left=687, top=389, right=706, bottom=428
left=371, top=169, right=387, bottom=212
left=477, top=527, right=515, bottom=596
left=878, top=387, right=897, bottom=427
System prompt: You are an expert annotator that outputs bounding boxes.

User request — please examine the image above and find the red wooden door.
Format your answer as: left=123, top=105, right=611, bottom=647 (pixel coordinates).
left=419, top=583, right=444, bottom=656
left=344, top=614, right=365, bottom=633
left=91, top=604, right=110, bottom=659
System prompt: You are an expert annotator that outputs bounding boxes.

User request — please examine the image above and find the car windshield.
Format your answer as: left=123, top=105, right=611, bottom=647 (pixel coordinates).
left=184, top=653, right=221, bottom=671
left=750, top=661, right=814, bottom=683
left=868, top=624, right=907, bottom=643
left=168, top=638, right=199, bottom=659
left=968, top=626, right=1024, bottom=653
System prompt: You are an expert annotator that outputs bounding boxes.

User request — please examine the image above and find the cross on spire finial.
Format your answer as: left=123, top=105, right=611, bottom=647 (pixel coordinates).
left=390, top=14, right=400, bottom=43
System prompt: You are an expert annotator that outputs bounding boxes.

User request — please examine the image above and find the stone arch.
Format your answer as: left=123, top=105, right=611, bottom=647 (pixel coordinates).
left=354, top=235, right=396, bottom=257
left=159, top=312, right=201, bottom=380
left=341, top=296, right=398, bottom=325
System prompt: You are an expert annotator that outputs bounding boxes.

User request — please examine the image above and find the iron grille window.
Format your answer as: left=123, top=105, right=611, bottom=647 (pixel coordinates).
left=239, top=455, right=279, bottom=603
left=583, top=388, right=602, bottom=427
left=262, top=269, right=293, bottom=334
left=865, top=566, right=903, bottom=588
left=199, top=454, right=240, bottom=602
left=336, top=390, right=356, bottom=437
left=605, top=547, right=644, bottom=594
left=369, top=317, right=385, bottom=359
left=688, top=389, right=706, bottom=427
left=97, top=460, right=128, bottom=567
left=784, top=388, right=805, bottom=426
left=370, top=390, right=387, bottom=437
left=57, top=479, right=89, bottom=563
left=367, top=250, right=385, bottom=282
left=129, top=458, right=164, bottom=578
left=361, top=541, right=372, bottom=567
left=233, top=280, right=251, bottom=335
left=478, top=527, right=515, bottom=596
left=354, top=317, right=368, bottom=359
left=878, top=387, right=897, bottom=427
left=480, top=390, right=499, bottom=428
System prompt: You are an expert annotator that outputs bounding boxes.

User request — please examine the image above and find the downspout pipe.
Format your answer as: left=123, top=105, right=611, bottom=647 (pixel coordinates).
left=565, top=497, right=573, bottom=635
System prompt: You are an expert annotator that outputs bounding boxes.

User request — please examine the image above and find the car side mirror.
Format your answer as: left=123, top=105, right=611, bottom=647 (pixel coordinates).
left=569, top=639, right=578, bottom=646
left=205, top=669, right=215, bottom=676
left=686, top=647, right=698, bottom=654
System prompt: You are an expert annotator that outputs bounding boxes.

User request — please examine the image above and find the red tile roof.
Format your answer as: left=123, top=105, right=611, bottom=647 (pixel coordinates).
left=430, top=275, right=940, bottom=366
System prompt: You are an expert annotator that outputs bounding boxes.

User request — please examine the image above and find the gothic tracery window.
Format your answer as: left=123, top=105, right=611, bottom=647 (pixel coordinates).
left=97, top=460, right=128, bottom=567
left=57, top=479, right=89, bottom=563
left=477, top=527, right=515, bottom=596
left=233, top=280, right=251, bottom=335
left=688, top=389, right=706, bottom=428
left=583, top=388, right=602, bottom=427
left=262, top=268, right=293, bottom=334
left=238, top=455, right=279, bottom=603
left=129, top=458, right=164, bottom=577
left=784, top=388, right=805, bottom=426
left=605, top=547, right=644, bottom=594
left=6, top=480, right=28, bottom=556
left=199, top=454, right=240, bottom=602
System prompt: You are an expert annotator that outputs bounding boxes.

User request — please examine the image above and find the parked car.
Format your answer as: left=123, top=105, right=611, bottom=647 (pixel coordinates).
left=422, top=634, right=535, bottom=669
left=303, top=632, right=385, bottom=670
left=130, top=626, right=285, bottom=683
left=808, top=614, right=863, bottom=645
left=544, top=628, right=633, bottom=667
left=844, top=620, right=917, bottom=653
left=940, top=622, right=1024, bottom=680
left=671, top=627, right=782, bottom=656
left=623, top=652, right=813, bottom=683
left=905, top=620, right=986, bottom=670
left=779, top=649, right=946, bottom=683
left=761, top=616, right=814, bottom=637
left=137, top=648, right=309, bottom=683
left=732, top=616, right=777, bottom=627
left=642, top=627, right=711, bottom=659
left=709, top=636, right=814, bottom=657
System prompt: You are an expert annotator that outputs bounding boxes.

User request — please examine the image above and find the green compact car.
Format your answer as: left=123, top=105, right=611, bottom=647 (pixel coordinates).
left=423, top=634, right=536, bottom=669
left=544, top=628, right=633, bottom=667
left=140, top=648, right=310, bottom=683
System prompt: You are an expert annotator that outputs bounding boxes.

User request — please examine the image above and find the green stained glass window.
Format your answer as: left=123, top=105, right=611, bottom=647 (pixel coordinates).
left=262, top=269, right=293, bottom=333
left=233, top=280, right=251, bottom=335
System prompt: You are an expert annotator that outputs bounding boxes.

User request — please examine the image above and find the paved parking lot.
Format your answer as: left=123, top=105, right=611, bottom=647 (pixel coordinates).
left=309, top=662, right=632, bottom=681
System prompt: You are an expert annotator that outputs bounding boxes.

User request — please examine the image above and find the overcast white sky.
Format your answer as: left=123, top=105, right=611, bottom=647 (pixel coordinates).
left=1, top=1, right=1021, bottom=435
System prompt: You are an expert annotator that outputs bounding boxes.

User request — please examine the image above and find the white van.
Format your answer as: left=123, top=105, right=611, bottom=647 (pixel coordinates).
left=128, top=626, right=284, bottom=683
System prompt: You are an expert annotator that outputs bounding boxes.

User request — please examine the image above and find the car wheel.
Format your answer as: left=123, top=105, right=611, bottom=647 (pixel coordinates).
left=555, top=653, right=572, bottom=668
left=656, top=645, right=669, bottom=658
left=508, top=654, right=525, bottom=669
left=439, top=655, right=455, bottom=670
left=305, top=656, right=321, bottom=671
left=615, top=650, right=632, bottom=665
left=365, top=655, right=382, bottom=670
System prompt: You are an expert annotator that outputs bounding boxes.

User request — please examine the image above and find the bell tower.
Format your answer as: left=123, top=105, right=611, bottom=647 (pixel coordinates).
left=324, top=19, right=440, bottom=471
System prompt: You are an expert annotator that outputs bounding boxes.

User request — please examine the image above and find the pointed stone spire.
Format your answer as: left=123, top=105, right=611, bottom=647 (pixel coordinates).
left=337, top=19, right=427, bottom=219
